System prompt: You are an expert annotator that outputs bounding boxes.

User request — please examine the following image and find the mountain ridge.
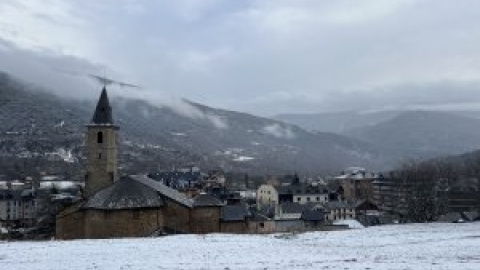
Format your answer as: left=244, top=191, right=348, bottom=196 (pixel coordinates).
left=349, top=110, right=480, bottom=159
left=0, top=72, right=387, bottom=176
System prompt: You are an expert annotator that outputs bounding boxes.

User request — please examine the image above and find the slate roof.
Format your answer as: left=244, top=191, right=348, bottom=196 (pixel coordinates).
left=355, top=200, right=379, bottom=211
left=221, top=205, right=251, bottom=221
left=83, top=176, right=165, bottom=210
left=256, top=205, right=275, bottom=219
left=0, top=189, right=35, bottom=201
left=192, top=193, right=223, bottom=207
left=132, top=175, right=193, bottom=208
left=83, top=175, right=194, bottom=210
left=277, top=183, right=328, bottom=195
left=280, top=202, right=307, bottom=214
left=302, top=208, right=325, bottom=222
left=0, top=189, right=22, bottom=200
left=325, top=201, right=355, bottom=211
left=91, top=87, right=114, bottom=125
left=278, top=202, right=326, bottom=221
left=149, top=171, right=202, bottom=183
left=249, top=207, right=272, bottom=221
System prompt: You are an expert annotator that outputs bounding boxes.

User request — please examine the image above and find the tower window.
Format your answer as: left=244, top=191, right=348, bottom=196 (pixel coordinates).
left=98, top=153, right=102, bottom=159
left=97, top=131, right=103, bottom=144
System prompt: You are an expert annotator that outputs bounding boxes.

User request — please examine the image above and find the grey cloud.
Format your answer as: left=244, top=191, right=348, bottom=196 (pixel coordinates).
left=0, top=38, right=102, bottom=99
left=2, top=0, right=480, bottom=117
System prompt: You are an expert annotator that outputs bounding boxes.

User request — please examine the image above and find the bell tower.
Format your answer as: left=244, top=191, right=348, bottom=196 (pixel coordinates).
left=84, top=87, right=118, bottom=197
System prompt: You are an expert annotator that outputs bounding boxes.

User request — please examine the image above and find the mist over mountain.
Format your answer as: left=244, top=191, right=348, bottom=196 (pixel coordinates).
left=276, top=108, right=480, bottom=163
left=349, top=111, right=480, bottom=159
left=0, top=72, right=389, bottom=176
left=275, top=111, right=403, bottom=134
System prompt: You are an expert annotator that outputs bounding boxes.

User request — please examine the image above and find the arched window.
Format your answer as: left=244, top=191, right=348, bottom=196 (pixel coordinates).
left=97, top=131, right=103, bottom=144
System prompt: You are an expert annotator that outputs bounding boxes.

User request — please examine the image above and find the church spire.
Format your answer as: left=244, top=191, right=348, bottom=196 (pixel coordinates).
left=84, top=86, right=119, bottom=197
left=91, top=87, right=113, bottom=125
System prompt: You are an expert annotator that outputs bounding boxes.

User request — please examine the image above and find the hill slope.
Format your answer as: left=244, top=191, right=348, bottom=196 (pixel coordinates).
left=0, top=72, right=387, bottom=175
left=350, top=111, right=480, bottom=159
left=275, top=111, right=401, bottom=133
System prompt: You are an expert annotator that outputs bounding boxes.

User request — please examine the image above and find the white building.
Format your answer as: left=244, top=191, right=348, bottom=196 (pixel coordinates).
left=324, top=201, right=356, bottom=221
left=257, top=181, right=329, bottom=211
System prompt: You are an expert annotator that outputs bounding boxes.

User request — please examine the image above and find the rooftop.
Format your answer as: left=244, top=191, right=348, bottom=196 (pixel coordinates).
left=83, top=175, right=194, bottom=210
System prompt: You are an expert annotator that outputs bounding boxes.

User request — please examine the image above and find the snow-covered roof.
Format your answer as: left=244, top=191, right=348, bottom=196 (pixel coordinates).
left=40, top=181, right=81, bottom=190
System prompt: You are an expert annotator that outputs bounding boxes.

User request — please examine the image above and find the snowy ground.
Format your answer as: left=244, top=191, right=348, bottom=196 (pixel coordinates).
left=1, top=222, right=480, bottom=270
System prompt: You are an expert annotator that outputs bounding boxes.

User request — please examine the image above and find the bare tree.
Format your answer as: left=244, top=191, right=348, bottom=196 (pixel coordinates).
left=399, top=160, right=442, bottom=222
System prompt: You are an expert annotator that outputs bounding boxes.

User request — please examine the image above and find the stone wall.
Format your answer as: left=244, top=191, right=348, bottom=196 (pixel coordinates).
left=190, top=207, right=220, bottom=234
left=162, top=199, right=191, bottom=233
left=220, top=221, right=249, bottom=233
left=56, top=207, right=86, bottom=240
left=83, top=209, right=164, bottom=238
left=274, top=220, right=304, bottom=232
left=57, top=207, right=165, bottom=239
left=248, top=220, right=275, bottom=234
left=85, top=126, right=118, bottom=197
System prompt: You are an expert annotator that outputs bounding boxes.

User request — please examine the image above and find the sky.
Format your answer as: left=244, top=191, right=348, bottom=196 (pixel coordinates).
left=1, top=0, right=480, bottom=116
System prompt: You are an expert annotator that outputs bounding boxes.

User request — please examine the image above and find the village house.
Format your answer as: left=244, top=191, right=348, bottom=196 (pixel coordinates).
left=447, top=177, right=480, bottom=212
left=220, top=204, right=276, bottom=234
left=0, top=188, right=36, bottom=228
left=336, top=167, right=377, bottom=202
left=220, top=204, right=252, bottom=233
left=372, top=172, right=409, bottom=215
left=323, top=201, right=356, bottom=222
left=257, top=175, right=329, bottom=211
left=148, top=167, right=203, bottom=191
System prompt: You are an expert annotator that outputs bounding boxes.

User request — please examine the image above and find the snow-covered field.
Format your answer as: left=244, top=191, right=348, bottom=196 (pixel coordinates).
left=2, top=222, right=480, bottom=270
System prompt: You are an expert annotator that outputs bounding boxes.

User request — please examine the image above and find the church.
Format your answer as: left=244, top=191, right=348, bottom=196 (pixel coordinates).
left=56, top=87, right=223, bottom=239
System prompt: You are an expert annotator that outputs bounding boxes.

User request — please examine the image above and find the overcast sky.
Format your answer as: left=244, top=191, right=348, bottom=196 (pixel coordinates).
left=1, top=0, right=480, bottom=116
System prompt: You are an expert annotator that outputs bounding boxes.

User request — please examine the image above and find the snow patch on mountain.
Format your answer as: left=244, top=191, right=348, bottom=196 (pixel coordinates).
left=261, top=123, right=295, bottom=139
left=233, top=156, right=255, bottom=162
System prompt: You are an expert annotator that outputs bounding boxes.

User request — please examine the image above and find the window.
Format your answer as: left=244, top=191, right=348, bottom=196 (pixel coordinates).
left=132, top=211, right=140, bottom=220
left=307, top=197, right=311, bottom=202
left=316, top=197, right=320, bottom=201
left=98, top=153, right=102, bottom=159
left=297, top=197, right=301, bottom=202
left=259, top=222, right=265, bottom=228
left=97, top=131, right=103, bottom=144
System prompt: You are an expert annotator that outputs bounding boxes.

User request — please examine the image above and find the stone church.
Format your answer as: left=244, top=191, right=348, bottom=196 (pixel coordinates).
left=56, top=87, right=223, bottom=239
